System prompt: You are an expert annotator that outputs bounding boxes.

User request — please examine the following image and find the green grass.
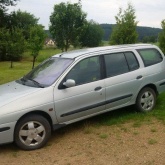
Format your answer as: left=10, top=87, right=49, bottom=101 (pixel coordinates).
left=99, top=134, right=108, bottom=139
left=0, top=61, right=35, bottom=85
left=0, top=47, right=61, bottom=85
left=23, top=47, right=62, bottom=62
left=148, top=139, right=158, bottom=145
left=83, top=92, right=165, bottom=129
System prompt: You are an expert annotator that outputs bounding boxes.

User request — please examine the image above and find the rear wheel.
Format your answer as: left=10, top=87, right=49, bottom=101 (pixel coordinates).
left=14, top=114, right=51, bottom=150
left=136, top=87, right=156, bottom=112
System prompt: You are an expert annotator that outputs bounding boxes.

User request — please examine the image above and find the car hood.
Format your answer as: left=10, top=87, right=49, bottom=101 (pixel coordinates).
left=0, top=81, right=41, bottom=108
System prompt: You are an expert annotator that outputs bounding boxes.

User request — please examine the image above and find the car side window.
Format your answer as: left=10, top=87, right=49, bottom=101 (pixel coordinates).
left=104, top=53, right=129, bottom=77
left=124, top=52, right=139, bottom=71
left=137, top=48, right=163, bottom=67
left=65, top=56, right=101, bottom=85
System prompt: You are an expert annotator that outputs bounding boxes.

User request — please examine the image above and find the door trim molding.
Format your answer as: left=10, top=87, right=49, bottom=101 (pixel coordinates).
left=61, top=94, right=132, bottom=117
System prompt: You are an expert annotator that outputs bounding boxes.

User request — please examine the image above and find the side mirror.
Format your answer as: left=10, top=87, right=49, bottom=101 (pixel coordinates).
left=63, top=79, right=76, bottom=88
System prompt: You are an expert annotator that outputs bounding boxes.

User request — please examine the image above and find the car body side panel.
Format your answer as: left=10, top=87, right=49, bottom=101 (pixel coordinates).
left=0, top=121, right=16, bottom=144
left=54, top=80, right=106, bottom=123
left=105, top=68, right=144, bottom=109
left=0, top=86, right=58, bottom=126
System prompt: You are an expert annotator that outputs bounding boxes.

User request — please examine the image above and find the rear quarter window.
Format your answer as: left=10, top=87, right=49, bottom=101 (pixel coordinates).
left=137, top=48, right=163, bottom=67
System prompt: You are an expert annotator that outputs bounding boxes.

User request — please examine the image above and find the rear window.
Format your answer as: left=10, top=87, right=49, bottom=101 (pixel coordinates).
left=137, top=48, right=163, bottom=67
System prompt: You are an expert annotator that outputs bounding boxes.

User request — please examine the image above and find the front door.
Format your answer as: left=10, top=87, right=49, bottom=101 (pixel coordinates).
left=54, top=56, right=106, bottom=123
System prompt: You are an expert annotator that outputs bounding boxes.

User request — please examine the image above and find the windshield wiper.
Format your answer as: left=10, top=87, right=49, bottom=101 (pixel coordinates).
left=19, top=76, right=27, bottom=85
left=28, top=78, right=44, bottom=88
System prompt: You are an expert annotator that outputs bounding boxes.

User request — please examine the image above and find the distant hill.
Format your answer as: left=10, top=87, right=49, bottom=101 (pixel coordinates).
left=45, top=24, right=162, bottom=42
left=100, top=24, right=162, bottom=41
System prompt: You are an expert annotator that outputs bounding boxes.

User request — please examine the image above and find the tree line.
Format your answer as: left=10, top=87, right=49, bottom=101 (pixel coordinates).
left=0, top=1, right=165, bottom=68
left=49, top=2, right=103, bottom=51
left=0, top=0, right=46, bottom=68
left=101, top=24, right=162, bottom=42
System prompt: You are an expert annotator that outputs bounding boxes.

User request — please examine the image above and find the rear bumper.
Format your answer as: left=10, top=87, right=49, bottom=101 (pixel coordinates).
left=0, top=121, right=16, bottom=145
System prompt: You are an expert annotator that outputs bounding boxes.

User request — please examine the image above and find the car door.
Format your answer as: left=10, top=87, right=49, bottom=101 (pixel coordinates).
left=104, top=51, right=143, bottom=110
left=54, top=56, right=106, bottom=123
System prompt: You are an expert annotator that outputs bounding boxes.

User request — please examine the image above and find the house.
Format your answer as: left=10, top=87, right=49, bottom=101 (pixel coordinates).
left=45, top=38, right=55, bottom=46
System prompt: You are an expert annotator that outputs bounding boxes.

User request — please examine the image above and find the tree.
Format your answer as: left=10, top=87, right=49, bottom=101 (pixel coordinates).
left=10, top=10, right=39, bottom=40
left=49, top=2, right=86, bottom=51
left=142, top=36, right=150, bottom=43
left=0, top=0, right=19, bottom=28
left=158, top=20, right=165, bottom=54
left=28, top=25, right=46, bottom=69
left=0, top=28, right=7, bottom=60
left=0, top=0, right=18, bottom=10
left=110, top=3, right=138, bottom=45
left=0, top=0, right=18, bottom=29
left=79, top=20, right=104, bottom=47
left=0, top=28, right=25, bottom=67
left=7, top=28, right=25, bottom=68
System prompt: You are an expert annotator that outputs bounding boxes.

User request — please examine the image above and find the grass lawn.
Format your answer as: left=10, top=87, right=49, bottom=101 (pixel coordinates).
left=0, top=61, right=34, bottom=85
left=0, top=47, right=61, bottom=85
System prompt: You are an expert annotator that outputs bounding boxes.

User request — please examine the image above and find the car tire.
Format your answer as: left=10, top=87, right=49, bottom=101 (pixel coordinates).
left=136, top=87, right=156, bottom=112
left=14, top=114, right=51, bottom=150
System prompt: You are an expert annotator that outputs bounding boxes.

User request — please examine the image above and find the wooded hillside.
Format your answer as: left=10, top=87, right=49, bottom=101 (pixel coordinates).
left=100, top=24, right=162, bottom=41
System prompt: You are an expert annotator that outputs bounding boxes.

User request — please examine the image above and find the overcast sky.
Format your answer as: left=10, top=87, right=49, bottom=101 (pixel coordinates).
left=8, top=0, right=165, bottom=30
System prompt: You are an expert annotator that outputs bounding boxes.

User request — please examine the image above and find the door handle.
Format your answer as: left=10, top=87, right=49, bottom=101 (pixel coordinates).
left=94, top=86, right=102, bottom=91
left=136, top=75, right=143, bottom=79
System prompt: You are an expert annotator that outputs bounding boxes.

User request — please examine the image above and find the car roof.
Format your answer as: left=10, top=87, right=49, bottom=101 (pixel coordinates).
left=53, top=44, right=154, bottom=59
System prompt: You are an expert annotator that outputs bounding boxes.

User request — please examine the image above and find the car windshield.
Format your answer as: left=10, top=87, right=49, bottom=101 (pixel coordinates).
left=18, top=57, right=73, bottom=87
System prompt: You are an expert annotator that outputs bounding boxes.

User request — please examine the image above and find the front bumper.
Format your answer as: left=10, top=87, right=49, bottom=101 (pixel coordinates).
left=0, top=121, right=16, bottom=145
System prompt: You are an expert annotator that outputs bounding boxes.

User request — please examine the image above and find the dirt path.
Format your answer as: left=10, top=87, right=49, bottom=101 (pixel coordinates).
left=0, top=119, right=165, bottom=165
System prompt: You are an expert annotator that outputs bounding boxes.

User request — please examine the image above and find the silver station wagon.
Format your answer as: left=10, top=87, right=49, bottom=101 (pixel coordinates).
left=1, top=44, right=165, bottom=150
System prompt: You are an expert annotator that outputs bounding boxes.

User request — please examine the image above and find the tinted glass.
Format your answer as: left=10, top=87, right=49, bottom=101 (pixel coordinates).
left=66, top=56, right=101, bottom=85
left=124, top=52, right=139, bottom=71
left=104, top=53, right=129, bottom=77
left=137, top=48, right=163, bottom=67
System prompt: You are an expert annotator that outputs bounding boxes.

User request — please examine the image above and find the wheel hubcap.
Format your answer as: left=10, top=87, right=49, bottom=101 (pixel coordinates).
left=19, top=121, right=46, bottom=147
left=140, top=91, right=154, bottom=111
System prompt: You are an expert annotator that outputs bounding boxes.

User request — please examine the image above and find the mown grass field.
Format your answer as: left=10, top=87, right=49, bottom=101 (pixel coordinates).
left=1, top=46, right=165, bottom=126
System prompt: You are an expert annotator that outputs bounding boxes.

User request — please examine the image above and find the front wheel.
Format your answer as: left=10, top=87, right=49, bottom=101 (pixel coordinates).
left=14, top=114, right=51, bottom=150
left=136, top=87, right=156, bottom=112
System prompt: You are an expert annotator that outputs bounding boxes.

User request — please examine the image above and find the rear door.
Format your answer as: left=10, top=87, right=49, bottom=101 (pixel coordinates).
left=104, top=51, right=143, bottom=110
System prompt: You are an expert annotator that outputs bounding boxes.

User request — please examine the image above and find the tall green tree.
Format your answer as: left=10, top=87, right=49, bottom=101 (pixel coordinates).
left=0, top=28, right=25, bottom=67
left=158, top=20, right=165, bottom=54
left=110, top=3, right=138, bottom=45
left=49, top=2, right=86, bottom=51
left=7, top=28, right=25, bottom=68
left=0, top=28, right=7, bottom=60
left=0, top=0, right=19, bottom=28
left=0, top=0, right=18, bottom=10
left=10, top=10, right=39, bottom=40
left=79, top=20, right=104, bottom=47
left=28, top=25, right=46, bottom=69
